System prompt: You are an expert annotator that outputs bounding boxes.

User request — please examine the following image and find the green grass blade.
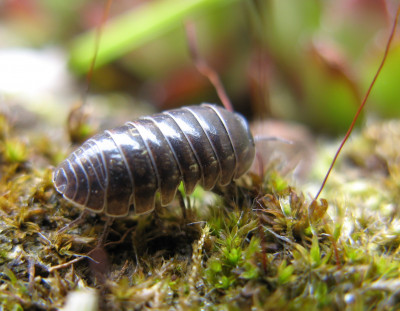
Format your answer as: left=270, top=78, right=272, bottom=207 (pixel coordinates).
left=69, top=0, right=239, bottom=74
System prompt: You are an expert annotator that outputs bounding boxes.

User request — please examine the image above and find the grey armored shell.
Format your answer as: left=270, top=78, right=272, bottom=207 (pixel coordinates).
left=53, top=104, right=255, bottom=217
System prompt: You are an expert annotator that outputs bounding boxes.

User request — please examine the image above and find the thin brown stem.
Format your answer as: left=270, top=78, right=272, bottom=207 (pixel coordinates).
left=48, top=253, right=99, bottom=273
left=83, top=0, right=113, bottom=104
left=312, top=4, right=400, bottom=203
left=185, top=20, right=234, bottom=112
left=103, top=225, right=136, bottom=248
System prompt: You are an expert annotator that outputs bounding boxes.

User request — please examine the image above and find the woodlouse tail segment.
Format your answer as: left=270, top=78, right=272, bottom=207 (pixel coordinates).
left=53, top=159, right=84, bottom=204
left=53, top=160, right=89, bottom=209
left=53, top=158, right=103, bottom=213
left=53, top=166, right=69, bottom=195
left=53, top=147, right=107, bottom=214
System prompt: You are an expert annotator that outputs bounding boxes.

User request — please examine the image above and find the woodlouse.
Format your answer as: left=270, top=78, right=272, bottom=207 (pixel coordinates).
left=53, top=103, right=255, bottom=217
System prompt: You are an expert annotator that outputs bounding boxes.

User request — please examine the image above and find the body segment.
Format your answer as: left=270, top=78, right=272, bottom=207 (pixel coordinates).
left=53, top=104, right=255, bottom=217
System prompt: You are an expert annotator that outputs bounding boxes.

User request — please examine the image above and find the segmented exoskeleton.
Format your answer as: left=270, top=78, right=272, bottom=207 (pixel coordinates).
left=53, top=104, right=255, bottom=217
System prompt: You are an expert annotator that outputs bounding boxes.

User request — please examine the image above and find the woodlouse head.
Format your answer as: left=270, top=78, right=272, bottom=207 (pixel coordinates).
left=210, top=104, right=255, bottom=179
left=231, top=112, right=256, bottom=178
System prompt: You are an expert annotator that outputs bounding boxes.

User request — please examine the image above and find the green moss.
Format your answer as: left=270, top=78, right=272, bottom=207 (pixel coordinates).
left=2, top=102, right=400, bottom=310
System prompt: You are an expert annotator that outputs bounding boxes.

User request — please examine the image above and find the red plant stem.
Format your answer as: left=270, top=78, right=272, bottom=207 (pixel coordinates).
left=312, top=4, right=400, bottom=203
left=185, top=21, right=234, bottom=112
left=84, top=0, right=113, bottom=103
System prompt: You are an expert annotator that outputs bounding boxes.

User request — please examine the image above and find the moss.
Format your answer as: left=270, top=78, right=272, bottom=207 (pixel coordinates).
left=2, top=105, right=400, bottom=310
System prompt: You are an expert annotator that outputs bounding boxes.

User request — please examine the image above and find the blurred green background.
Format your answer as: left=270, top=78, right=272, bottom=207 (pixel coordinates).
left=0, top=0, right=399, bottom=134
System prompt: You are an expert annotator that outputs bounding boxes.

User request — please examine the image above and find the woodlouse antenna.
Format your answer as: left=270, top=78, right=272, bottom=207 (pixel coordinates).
left=254, top=136, right=293, bottom=145
left=185, top=20, right=234, bottom=112
left=312, top=4, right=400, bottom=204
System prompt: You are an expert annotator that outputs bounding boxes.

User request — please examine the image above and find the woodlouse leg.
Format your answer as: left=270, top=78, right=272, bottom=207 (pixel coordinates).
left=176, top=190, right=187, bottom=221
left=57, top=209, right=90, bottom=234
left=97, top=217, right=115, bottom=247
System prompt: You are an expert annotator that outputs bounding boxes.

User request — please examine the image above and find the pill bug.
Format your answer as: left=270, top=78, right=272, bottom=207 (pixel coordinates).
left=53, top=103, right=255, bottom=217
